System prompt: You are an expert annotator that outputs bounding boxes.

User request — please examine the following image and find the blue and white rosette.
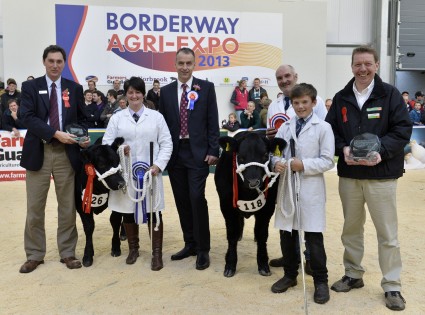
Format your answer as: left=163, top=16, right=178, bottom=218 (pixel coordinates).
left=186, top=91, right=199, bottom=110
left=132, top=161, right=150, bottom=224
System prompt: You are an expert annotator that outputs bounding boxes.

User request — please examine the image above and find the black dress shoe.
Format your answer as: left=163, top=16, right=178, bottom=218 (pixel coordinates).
left=171, top=246, right=197, bottom=261
left=314, top=283, right=330, bottom=304
left=196, top=252, right=210, bottom=270
left=271, top=276, right=297, bottom=293
left=269, top=257, right=284, bottom=268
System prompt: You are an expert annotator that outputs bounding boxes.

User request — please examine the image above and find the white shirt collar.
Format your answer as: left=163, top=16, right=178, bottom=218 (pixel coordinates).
left=128, top=106, right=144, bottom=117
left=353, top=79, right=374, bottom=96
left=178, top=77, right=193, bottom=91
left=352, top=79, right=374, bottom=109
left=296, top=112, right=313, bottom=123
left=45, top=75, right=61, bottom=89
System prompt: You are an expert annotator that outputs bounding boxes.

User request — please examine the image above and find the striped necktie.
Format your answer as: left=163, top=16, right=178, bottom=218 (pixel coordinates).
left=296, top=118, right=304, bottom=137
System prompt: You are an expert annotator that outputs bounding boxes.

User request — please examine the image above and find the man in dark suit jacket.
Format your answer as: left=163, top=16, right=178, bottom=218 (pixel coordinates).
left=146, top=79, right=161, bottom=109
left=86, top=90, right=105, bottom=128
left=248, top=78, right=267, bottom=113
left=159, top=47, right=219, bottom=270
left=18, top=45, right=90, bottom=273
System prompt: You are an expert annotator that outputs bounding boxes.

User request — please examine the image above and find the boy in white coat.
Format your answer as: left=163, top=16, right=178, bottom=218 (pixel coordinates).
left=270, top=83, right=335, bottom=304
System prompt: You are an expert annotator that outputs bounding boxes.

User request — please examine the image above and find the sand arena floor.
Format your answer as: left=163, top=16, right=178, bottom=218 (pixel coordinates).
left=1, top=170, right=424, bottom=314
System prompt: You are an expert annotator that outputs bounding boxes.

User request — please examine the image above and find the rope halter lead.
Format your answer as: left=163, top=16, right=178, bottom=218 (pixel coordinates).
left=233, top=155, right=280, bottom=212
left=276, top=155, right=308, bottom=314
left=276, top=157, right=299, bottom=218
left=117, top=145, right=161, bottom=230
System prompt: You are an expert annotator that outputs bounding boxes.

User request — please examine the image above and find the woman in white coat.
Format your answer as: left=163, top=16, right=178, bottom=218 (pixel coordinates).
left=103, top=77, right=172, bottom=270
left=271, top=83, right=335, bottom=304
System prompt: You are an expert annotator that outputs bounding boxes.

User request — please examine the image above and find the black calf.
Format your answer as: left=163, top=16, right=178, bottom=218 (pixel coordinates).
left=215, top=131, right=286, bottom=277
left=76, top=137, right=125, bottom=267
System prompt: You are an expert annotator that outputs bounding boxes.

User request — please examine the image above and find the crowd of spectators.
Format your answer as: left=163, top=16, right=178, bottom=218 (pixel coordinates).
left=1, top=76, right=423, bottom=134
left=0, top=78, right=133, bottom=133
left=401, top=90, right=425, bottom=125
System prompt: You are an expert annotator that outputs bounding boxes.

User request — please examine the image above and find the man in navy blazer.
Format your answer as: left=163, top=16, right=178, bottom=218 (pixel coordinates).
left=18, top=45, right=90, bottom=273
left=159, top=47, right=219, bottom=270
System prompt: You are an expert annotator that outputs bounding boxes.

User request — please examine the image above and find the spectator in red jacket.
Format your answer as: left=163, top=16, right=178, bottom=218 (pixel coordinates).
left=230, top=79, right=249, bottom=122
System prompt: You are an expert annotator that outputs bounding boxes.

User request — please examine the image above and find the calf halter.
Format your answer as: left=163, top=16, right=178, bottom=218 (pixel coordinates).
left=118, top=145, right=161, bottom=230
left=232, top=153, right=280, bottom=212
left=96, top=164, right=122, bottom=190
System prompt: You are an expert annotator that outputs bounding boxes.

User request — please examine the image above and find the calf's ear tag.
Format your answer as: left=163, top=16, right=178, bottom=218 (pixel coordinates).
left=226, top=142, right=230, bottom=152
left=273, top=145, right=281, bottom=157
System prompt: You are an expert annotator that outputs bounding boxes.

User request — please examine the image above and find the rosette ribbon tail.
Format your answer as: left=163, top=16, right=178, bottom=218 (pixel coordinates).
left=82, top=164, right=96, bottom=214
left=134, top=169, right=148, bottom=224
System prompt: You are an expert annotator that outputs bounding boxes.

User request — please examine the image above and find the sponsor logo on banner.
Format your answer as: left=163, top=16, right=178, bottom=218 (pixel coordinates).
left=260, top=78, right=271, bottom=86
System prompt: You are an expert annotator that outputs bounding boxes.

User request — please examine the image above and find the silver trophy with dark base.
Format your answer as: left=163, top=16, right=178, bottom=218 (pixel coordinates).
left=349, top=133, right=381, bottom=162
left=65, top=123, right=89, bottom=143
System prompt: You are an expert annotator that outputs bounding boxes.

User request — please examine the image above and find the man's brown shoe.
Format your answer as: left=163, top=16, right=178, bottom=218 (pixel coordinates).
left=60, top=257, right=82, bottom=269
left=19, top=260, right=44, bottom=273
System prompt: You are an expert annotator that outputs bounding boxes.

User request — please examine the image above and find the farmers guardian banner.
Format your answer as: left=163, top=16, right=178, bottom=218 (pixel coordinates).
left=0, top=130, right=26, bottom=181
left=55, top=4, right=283, bottom=86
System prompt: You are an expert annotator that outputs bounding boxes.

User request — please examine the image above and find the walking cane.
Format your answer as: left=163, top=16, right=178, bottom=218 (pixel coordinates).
left=290, top=138, right=309, bottom=315
left=149, top=142, right=154, bottom=259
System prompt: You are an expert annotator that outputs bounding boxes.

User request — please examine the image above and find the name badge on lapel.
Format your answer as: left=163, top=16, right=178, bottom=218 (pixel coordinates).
left=39, top=90, right=48, bottom=94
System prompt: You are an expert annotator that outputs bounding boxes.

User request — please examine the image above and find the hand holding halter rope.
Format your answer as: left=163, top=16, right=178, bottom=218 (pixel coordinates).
left=117, top=145, right=161, bottom=231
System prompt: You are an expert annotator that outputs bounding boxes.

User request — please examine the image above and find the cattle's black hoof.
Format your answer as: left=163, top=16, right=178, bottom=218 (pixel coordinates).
left=111, top=238, right=121, bottom=257
left=224, top=267, right=236, bottom=277
left=258, top=266, right=271, bottom=276
left=83, top=256, right=93, bottom=267
left=111, top=249, right=121, bottom=257
left=119, top=223, right=127, bottom=241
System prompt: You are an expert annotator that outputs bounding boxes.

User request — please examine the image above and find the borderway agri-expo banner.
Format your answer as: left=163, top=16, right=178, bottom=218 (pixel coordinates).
left=55, top=4, right=283, bottom=87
